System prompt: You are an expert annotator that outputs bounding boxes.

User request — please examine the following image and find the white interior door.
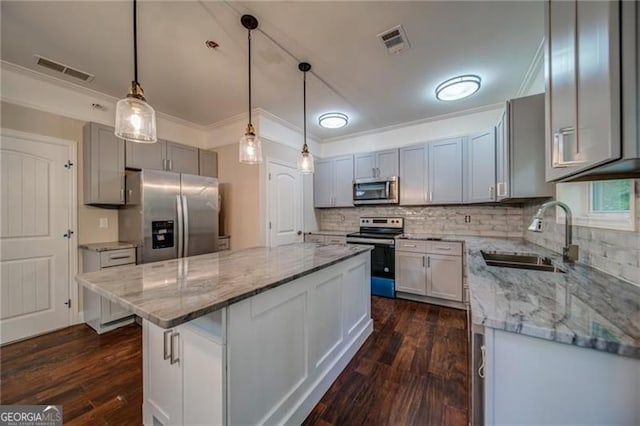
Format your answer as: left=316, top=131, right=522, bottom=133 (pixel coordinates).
left=268, top=161, right=301, bottom=247
left=1, top=131, right=73, bottom=344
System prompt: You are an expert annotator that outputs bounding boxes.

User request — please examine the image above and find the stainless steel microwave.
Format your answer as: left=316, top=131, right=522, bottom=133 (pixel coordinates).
left=353, top=176, right=399, bottom=205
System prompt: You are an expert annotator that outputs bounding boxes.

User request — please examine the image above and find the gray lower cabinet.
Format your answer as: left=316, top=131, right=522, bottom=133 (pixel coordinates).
left=427, top=254, right=463, bottom=302
left=464, top=129, right=496, bottom=203
left=125, top=140, right=200, bottom=175
left=429, top=137, right=463, bottom=204
left=395, top=251, right=428, bottom=295
left=82, top=247, right=135, bottom=333
left=355, top=149, right=399, bottom=179
left=497, top=94, right=554, bottom=200
left=199, top=150, right=218, bottom=178
left=314, top=155, right=354, bottom=207
left=83, top=122, right=125, bottom=205
left=399, top=144, right=428, bottom=205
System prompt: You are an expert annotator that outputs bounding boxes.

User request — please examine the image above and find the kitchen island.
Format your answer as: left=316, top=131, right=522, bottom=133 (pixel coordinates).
left=76, top=243, right=373, bottom=426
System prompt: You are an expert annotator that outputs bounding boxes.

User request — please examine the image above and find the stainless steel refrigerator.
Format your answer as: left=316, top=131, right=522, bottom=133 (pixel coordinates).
left=118, top=169, right=219, bottom=264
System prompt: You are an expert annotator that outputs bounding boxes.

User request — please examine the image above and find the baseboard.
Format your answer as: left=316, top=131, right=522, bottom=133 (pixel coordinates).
left=396, top=292, right=466, bottom=310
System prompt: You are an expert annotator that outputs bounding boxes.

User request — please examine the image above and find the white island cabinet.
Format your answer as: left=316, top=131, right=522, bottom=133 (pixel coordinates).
left=77, top=244, right=373, bottom=426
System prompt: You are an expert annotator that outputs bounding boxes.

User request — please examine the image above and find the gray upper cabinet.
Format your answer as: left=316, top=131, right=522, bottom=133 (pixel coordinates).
left=166, top=142, right=199, bottom=175
left=126, top=139, right=166, bottom=171
left=399, top=144, right=428, bottom=205
left=83, top=122, right=125, bottom=206
left=429, top=138, right=463, bottom=204
left=314, top=155, right=354, bottom=208
left=354, top=149, right=398, bottom=179
left=545, top=0, right=622, bottom=181
left=464, top=129, right=496, bottom=203
left=497, top=94, right=554, bottom=200
left=125, top=139, right=200, bottom=175
left=198, top=150, right=218, bottom=178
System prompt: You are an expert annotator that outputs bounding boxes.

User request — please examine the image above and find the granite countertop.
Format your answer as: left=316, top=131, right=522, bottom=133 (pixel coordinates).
left=79, top=241, right=137, bottom=252
left=461, top=237, right=640, bottom=359
left=76, top=243, right=372, bottom=329
left=307, top=230, right=354, bottom=236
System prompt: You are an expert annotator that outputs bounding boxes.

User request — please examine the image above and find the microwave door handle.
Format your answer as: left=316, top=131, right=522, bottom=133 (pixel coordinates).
left=385, top=181, right=390, bottom=198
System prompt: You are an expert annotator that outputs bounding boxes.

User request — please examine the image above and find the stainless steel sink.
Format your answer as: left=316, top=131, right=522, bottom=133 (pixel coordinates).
left=481, top=251, right=565, bottom=273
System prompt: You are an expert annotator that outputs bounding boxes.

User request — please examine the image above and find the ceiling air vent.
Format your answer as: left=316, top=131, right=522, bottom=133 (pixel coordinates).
left=377, top=25, right=410, bottom=54
left=34, top=55, right=95, bottom=82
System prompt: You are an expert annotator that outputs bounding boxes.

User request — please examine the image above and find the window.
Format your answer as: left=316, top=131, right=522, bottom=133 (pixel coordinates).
left=556, top=179, right=635, bottom=231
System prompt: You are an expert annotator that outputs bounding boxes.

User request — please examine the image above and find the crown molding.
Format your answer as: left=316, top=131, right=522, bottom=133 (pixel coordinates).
left=322, top=102, right=504, bottom=144
left=516, top=38, right=544, bottom=97
left=1, top=60, right=208, bottom=131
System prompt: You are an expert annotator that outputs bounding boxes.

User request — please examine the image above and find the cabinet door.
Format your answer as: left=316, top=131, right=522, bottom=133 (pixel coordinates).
left=464, top=129, right=496, bottom=203
left=354, top=153, right=376, bottom=179
left=100, top=298, right=131, bottom=323
left=399, top=144, right=428, bottom=205
left=126, top=139, right=166, bottom=171
left=145, top=321, right=182, bottom=426
left=496, top=109, right=509, bottom=200
left=333, top=156, right=354, bottom=207
left=313, top=160, right=333, bottom=207
left=166, top=142, right=199, bottom=174
left=182, top=326, right=224, bottom=426
left=199, top=150, right=218, bottom=177
left=428, top=138, right=463, bottom=204
left=395, top=251, right=427, bottom=295
left=84, top=123, right=125, bottom=205
left=427, top=254, right=463, bottom=302
left=376, top=149, right=399, bottom=178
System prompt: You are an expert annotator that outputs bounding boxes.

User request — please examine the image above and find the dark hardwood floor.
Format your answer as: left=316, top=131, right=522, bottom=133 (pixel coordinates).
left=0, top=297, right=468, bottom=426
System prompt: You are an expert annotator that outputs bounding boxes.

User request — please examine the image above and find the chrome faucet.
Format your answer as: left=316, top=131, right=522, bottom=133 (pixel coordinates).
left=528, top=200, right=579, bottom=263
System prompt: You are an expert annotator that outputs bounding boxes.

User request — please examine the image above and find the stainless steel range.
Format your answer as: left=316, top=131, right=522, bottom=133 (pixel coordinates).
left=346, top=217, right=404, bottom=298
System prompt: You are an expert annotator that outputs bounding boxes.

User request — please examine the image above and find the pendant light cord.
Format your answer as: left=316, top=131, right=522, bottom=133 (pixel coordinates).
left=133, top=0, right=138, bottom=84
left=248, top=29, right=252, bottom=126
left=303, top=71, right=307, bottom=147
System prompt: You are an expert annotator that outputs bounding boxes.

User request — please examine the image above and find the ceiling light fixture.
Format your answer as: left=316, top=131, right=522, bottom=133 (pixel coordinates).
left=114, top=0, right=157, bottom=143
left=318, top=112, right=348, bottom=129
left=435, top=74, right=481, bottom=101
left=238, top=14, right=262, bottom=165
left=297, top=62, right=314, bottom=174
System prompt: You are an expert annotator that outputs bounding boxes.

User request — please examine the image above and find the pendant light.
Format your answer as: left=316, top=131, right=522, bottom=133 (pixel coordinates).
left=297, top=62, right=314, bottom=174
left=114, top=0, right=157, bottom=143
left=238, top=14, right=263, bottom=164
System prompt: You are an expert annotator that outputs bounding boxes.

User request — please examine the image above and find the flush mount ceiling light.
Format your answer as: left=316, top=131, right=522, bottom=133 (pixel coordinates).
left=435, top=74, right=481, bottom=101
left=114, top=0, right=157, bottom=143
left=238, top=14, right=263, bottom=164
left=297, top=62, right=314, bottom=174
left=318, top=112, right=348, bottom=129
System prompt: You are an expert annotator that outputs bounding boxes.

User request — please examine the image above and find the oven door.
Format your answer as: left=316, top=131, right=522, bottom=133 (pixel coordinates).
left=353, top=177, right=398, bottom=205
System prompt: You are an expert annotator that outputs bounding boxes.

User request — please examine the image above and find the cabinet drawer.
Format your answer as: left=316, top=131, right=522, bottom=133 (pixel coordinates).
left=100, top=248, right=136, bottom=267
left=396, top=239, right=428, bottom=253
left=325, top=236, right=346, bottom=244
left=305, top=234, right=326, bottom=243
left=218, top=238, right=230, bottom=251
left=428, top=242, right=462, bottom=256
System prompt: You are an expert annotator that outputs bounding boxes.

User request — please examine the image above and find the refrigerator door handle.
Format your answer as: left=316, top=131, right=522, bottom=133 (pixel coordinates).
left=176, top=195, right=184, bottom=258
left=182, top=195, right=189, bottom=257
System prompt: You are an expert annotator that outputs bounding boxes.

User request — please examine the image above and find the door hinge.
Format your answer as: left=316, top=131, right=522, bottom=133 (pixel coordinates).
left=63, top=229, right=74, bottom=239
left=64, top=160, right=74, bottom=169
left=64, top=299, right=71, bottom=309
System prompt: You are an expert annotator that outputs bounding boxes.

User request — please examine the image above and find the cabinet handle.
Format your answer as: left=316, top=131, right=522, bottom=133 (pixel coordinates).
left=109, top=255, right=132, bottom=260
left=434, top=246, right=452, bottom=251
left=422, top=256, right=426, bottom=268
left=427, top=256, right=430, bottom=268
left=168, top=159, right=173, bottom=171
left=120, top=188, right=125, bottom=202
left=403, top=244, right=417, bottom=248
left=127, top=189, right=133, bottom=202
left=489, top=186, right=494, bottom=200
left=428, top=191, right=433, bottom=202
left=162, top=159, right=167, bottom=170
left=163, top=330, right=172, bottom=360
left=552, top=126, right=584, bottom=168
left=170, top=332, right=180, bottom=364
left=478, top=344, right=486, bottom=379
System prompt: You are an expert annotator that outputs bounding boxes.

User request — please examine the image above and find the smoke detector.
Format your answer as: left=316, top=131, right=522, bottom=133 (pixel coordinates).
left=377, top=25, right=410, bottom=54
left=34, top=55, right=94, bottom=82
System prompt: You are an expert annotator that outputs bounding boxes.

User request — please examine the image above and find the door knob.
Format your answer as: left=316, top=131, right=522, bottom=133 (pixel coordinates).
left=297, top=231, right=302, bottom=235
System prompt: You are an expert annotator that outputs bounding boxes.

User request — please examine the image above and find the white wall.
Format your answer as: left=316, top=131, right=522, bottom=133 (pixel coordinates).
left=1, top=61, right=207, bottom=147
left=320, top=105, right=503, bottom=158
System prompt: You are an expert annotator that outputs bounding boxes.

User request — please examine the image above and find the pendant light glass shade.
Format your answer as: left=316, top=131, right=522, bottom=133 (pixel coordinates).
left=114, top=0, right=157, bottom=144
left=239, top=15, right=262, bottom=164
left=239, top=124, right=263, bottom=164
left=298, top=62, right=314, bottom=174
left=115, top=83, right=157, bottom=143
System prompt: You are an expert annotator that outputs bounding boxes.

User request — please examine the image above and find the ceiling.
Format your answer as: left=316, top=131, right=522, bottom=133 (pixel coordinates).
left=1, top=1, right=543, bottom=141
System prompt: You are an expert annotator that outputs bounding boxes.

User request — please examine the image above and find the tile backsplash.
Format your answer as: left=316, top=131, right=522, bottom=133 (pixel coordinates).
left=523, top=179, right=640, bottom=286
left=317, top=204, right=524, bottom=237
